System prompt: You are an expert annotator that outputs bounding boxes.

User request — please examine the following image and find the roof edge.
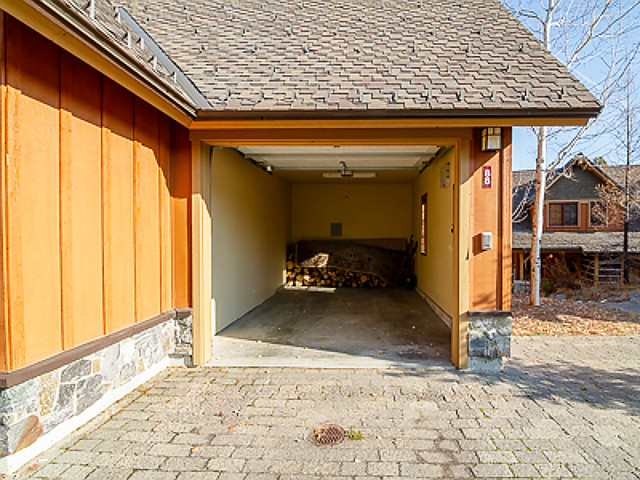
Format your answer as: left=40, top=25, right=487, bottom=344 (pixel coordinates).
left=116, top=7, right=210, bottom=110
left=1, top=0, right=197, bottom=125
left=194, top=107, right=601, bottom=126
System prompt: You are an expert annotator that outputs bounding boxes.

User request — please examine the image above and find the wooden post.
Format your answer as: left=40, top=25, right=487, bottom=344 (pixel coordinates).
left=191, top=141, right=212, bottom=365
left=0, top=11, right=9, bottom=371
left=594, top=254, right=599, bottom=285
left=519, top=252, right=525, bottom=281
left=453, top=140, right=470, bottom=369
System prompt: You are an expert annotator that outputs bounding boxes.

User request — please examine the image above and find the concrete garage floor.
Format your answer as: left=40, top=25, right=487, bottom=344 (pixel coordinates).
left=209, top=288, right=452, bottom=369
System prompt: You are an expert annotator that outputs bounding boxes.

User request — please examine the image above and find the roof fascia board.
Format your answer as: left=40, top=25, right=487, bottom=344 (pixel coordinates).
left=0, top=0, right=196, bottom=127
left=545, top=156, right=617, bottom=192
left=116, top=7, right=210, bottom=110
left=190, top=115, right=593, bottom=131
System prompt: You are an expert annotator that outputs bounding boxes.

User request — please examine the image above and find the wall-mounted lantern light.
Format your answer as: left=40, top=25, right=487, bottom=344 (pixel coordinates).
left=481, top=127, right=502, bottom=152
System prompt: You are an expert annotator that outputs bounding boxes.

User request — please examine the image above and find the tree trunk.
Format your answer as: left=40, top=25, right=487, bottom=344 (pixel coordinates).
left=530, top=126, right=547, bottom=306
left=623, top=78, right=631, bottom=284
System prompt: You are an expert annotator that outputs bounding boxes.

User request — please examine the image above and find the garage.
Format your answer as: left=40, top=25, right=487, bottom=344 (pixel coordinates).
left=189, top=122, right=515, bottom=371
left=206, top=144, right=454, bottom=368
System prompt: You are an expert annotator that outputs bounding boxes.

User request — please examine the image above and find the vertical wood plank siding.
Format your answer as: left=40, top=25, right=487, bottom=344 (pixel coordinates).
left=0, top=12, right=10, bottom=371
left=0, top=16, right=192, bottom=370
left=469, top=127, right=512, bottom=311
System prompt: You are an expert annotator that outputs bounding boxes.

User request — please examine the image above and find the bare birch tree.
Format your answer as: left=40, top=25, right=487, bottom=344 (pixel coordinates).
left=592, top=73, right=640, bottom=282
left=505, top=0, right=640, bottom=305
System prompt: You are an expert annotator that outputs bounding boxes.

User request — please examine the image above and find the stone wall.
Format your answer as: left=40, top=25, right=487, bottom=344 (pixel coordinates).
left=513, top=280, right=531, bottom=296
left=467, top=312, right=512, bottom=372
left=1, top=313, right=192, bottom=460
left=172, top=311, right=194, bottom=367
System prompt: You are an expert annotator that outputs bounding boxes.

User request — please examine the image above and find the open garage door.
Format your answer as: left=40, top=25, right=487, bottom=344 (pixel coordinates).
left=207, top=144, right=456, bottom=368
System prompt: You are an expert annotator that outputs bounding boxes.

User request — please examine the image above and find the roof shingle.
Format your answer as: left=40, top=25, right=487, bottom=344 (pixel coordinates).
left=114, top=0, right=601, bottom=115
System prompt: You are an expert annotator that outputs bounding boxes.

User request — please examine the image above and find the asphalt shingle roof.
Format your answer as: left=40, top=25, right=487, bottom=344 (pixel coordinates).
left=513, top=231, right=640, bottom=254
left=60, top=0, right=198, bottom=108
left=114, top=0, right=601, bottom=115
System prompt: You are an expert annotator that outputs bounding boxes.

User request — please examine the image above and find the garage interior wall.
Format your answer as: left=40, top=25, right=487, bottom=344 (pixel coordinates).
left=0, top=16, right=192, bottom=371
left=291, top=184, right=412, bottom=241
left=412, top=149, right=455, bottom=320
left=210, top=148, right=290, bottom=332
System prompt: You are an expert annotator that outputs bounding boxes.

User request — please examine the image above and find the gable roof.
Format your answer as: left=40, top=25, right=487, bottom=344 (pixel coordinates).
left=512, top=157, right=640, bottom=236
left=544, top=154, right=612, bottom=191
left=114, top=0, right=601, bottom=119
left=512, top=155, right=640, bottom=207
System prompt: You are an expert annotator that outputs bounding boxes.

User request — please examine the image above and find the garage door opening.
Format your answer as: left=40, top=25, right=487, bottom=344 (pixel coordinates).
left=208, top=144, right=456, bottom=368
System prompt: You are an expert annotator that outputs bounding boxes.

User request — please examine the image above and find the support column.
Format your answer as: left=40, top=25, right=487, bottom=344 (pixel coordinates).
left=453, top=140, right=470, bottom=369
left=191, top=141, right=212, bottom=365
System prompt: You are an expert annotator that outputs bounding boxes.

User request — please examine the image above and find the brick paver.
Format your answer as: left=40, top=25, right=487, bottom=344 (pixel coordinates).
left=13, top=335, right=640, bottom=479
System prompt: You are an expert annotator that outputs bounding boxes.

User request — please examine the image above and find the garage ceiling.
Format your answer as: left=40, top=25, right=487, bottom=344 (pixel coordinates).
left=236, top=146, right=441, bottom=170
left=235, top=145, right=444, bottom=183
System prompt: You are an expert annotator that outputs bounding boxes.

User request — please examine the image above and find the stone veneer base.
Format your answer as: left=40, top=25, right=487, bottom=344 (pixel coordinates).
left=467, top=311, right=512, bottom=372
left=0, top=358, right=169, bottom=474
left=0, top=312, right=193, bottom=474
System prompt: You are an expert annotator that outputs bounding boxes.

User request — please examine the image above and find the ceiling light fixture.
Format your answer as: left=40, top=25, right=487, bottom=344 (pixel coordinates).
left=322, top=161, right=376, bottom=179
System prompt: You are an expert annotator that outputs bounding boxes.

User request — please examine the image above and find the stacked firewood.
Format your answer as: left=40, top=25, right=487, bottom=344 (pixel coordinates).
left=286, top=261, right=389, bottom=288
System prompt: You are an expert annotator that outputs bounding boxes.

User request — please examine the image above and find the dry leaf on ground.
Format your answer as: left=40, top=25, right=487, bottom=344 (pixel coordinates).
left=512, top=294, right=640, bottom=336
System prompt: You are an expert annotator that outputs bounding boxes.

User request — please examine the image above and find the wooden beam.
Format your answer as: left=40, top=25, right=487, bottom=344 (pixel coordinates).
left=0, top=11, right=9, bottom=371
left=191, top=117, right=592, bottom=131
left=189, top=127, right=469, bottom=147
left=453, top=140, right=470, bottom=369
left=500, top=128, right=513, bottom=310
left=191, top=141, right=212, bottom=365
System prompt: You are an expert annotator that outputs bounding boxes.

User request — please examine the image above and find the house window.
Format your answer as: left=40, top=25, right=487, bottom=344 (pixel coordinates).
left=420, top=193, right=427, bottom=255
left=549, top=202, right=578, bottom=227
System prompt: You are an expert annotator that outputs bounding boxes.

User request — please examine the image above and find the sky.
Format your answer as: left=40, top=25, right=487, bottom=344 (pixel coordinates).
left=505, top=0, right=640, bottom=172
left=512, top=128, right=536, bottom=171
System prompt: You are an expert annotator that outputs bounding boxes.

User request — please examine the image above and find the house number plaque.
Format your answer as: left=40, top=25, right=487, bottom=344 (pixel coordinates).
left=482, top=166, right=492, bottom=189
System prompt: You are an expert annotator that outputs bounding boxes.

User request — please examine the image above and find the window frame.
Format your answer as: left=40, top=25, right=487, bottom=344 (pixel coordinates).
left=548, top=201, right=579, bottom=227
left=420, top=193, right=427, bottom=255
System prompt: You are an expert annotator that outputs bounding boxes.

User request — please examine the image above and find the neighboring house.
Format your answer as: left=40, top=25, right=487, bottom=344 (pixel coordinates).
left=512, top=155, right=640, bottom=283
left=0, top=0, right=599, bottom=472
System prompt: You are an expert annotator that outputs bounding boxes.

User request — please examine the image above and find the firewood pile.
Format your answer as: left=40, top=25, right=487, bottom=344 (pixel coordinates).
left=286, top=260, right=389, bottom=288
left=289, top=239, right=409, bottom=288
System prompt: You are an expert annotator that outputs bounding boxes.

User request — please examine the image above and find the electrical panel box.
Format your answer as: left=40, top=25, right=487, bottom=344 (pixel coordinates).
left=481, top=232, right=493, bottom=250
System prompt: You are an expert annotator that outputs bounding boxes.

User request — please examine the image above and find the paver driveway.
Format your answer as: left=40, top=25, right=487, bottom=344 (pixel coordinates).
left=14, top=335, right=640, bottom=479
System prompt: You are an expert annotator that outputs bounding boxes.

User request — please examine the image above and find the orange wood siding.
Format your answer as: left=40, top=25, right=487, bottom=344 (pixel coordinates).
left=469, top=127, right=512, bottom=311
left=0, top=16, right=192, bottom=370
left=60, top=51, right=104, bottom=347
left=102, top=78, right=136, bottom=334
left=133, top=99, right=162, bottom=322
left=170, top=125, right=192, bottom=309
left=159, top=117, right=173, bottom=313
left=5, top=18, right=62, bottom=366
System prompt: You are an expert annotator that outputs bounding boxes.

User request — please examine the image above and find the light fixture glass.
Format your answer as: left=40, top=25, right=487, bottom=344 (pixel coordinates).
left=481, top=127, right=502, bottom=151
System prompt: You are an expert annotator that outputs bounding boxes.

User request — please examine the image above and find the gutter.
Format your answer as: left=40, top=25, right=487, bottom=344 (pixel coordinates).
left=117, top=7, right=210, bottom=110
left=194, top=107, right=602, bottom=123
left=1, top=0, right=197, bottom=122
